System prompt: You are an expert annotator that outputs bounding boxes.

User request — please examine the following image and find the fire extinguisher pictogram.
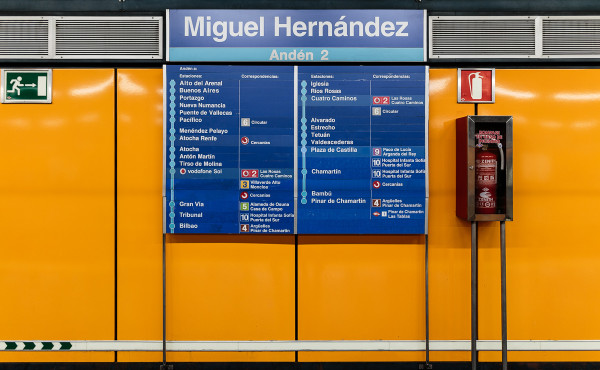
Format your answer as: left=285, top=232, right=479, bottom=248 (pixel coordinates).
left=469, top=72, right=483, bottom=100
left=475, top=148, right=497, bottom=214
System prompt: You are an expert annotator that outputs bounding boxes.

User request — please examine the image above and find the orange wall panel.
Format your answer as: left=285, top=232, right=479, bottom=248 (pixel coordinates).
left=166, top=235, right=295, bottom=362
left=427, top=69, right=476, bottom=362
left=478, top=69, right=600, bottom=362
left=116, top=69, right=164, bottom=362
left=0, top=69, right=115, bottom=362
left=298, top=235, right=425, bottom=362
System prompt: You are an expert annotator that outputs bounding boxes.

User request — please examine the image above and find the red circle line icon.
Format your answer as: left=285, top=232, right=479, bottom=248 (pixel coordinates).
left=240, top=192, right=249, bottom=199
left=241, top=136, right=249, bottom=145
left=373, top=180, right=381, bottom=189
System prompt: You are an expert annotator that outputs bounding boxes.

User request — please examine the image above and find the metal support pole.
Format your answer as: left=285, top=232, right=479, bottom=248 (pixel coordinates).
left=501, top=221, right=507, bottom=370
left=425, top=234, right=430, bottom=366
left=471, top=221, right=478, bottom=370
left=162, top=233, right=167, bottom=367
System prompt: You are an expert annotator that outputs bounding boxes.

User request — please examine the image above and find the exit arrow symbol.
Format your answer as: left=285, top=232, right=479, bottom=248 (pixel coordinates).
left=24, top=83, right=37, bottom=87
left=1, top=341, right=72, bottom=351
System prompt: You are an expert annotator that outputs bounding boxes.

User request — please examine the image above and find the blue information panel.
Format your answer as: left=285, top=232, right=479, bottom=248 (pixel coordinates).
left=296, top=66, right=427, bottom=234
left=165, top=65, right=296, bottom=234
left=165, top=65, right=427, bottom=234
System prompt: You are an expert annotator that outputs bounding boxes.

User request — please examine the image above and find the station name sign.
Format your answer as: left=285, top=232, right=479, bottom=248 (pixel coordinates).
left=167, top=9, right=426, bottom=62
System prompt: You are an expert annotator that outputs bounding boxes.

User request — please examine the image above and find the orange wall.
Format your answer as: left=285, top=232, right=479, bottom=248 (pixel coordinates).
left=478, top=69, right=600, bottom=362
left=116, top=69, right=164, bottom=362
left=2, top=67, right=600, bottom=363
left=298, top=235, right=425, bottom=362
left=0, top=69, right=115, bottom=362
left=428, top=69, right=600, bottom=362
left=165, top=235, right=295, bottom=362
left=428, top=69, right=475, bottom=362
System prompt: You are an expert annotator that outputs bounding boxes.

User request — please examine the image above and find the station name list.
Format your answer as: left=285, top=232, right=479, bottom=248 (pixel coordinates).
left=165, top=65, right=427, bottom=234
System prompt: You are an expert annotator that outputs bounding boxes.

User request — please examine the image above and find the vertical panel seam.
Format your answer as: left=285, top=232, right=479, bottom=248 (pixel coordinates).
left=114, top=68, right=118, bottom=363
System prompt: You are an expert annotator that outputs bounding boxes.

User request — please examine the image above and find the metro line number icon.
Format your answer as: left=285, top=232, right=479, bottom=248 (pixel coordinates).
left=372, top=96, right=390, bottom=105
left=2, top=69, right=52, bottom=104
left=242, top=169, right=258, bottom=178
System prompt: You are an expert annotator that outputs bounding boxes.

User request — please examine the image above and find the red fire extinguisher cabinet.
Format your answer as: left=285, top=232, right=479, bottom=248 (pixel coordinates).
left=456, top=115, right=513, bottom=221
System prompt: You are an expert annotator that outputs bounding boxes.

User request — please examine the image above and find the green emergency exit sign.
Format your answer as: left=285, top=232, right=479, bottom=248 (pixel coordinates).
left=2, top=69, right=52, bottom=103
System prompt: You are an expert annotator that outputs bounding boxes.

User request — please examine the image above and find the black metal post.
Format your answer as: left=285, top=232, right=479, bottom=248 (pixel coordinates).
left=425, top=234, right=430, bottom=366
left=162, top=233, right=167, bottom=366
left=501, top=221, right=507, bottom=370
left=471, top=221, right=478, bottom=370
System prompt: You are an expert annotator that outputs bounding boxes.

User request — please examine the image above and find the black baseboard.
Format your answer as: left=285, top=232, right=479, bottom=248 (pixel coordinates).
left=1, top=363, right=600, bottom=370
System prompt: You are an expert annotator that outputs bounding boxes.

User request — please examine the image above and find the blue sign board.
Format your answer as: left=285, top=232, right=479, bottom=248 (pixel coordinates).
left=296, top=66, right=427, bottom=234
left=167, top=10, right=426, bottom=62
left=164, top=65, right=428, bottom=234
left=165, top=65, right=296, bottom=233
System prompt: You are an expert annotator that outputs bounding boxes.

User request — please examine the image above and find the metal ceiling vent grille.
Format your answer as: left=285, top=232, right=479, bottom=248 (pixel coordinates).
left=430, top=16, right=536, bottom=59
left=543, top=17, right=600, bottom=57
left=0, top=17, right=49, bottom=58
left=0, top=16, right=162, bottom=60
left=55, top=17, right=162, bottom=59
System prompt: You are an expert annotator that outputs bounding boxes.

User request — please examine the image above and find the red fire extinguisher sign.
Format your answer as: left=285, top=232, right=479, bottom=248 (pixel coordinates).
left=458, top=68, right=495, bottom=103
